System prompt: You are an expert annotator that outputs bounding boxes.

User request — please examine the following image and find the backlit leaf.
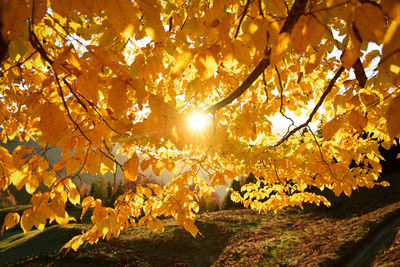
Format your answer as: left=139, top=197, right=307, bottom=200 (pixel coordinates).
left=123, top=152, right=139, bottom=181
left=386, top=95, right=400, bottom=138
left=171, top=50, right=193, bottom=77
left=39, top=103, right=67, bottom=146
left=21, top=209, right=34, bottom=233
left=322, top=116, right=343, bottom=140
left=290, top=15, right=325, bottom=52
left=354, top=3, right=385, bottom=43
left=1, top=212, right=20, bottom=235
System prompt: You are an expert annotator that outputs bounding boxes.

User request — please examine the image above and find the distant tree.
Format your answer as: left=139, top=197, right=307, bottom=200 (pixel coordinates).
left=197, top=191, right=221, bottom=213
left=106, top=182, right=113, bottom=207
left=90, top=176, right=108, bottom=205
left=222, top=179, right=244, bottom=210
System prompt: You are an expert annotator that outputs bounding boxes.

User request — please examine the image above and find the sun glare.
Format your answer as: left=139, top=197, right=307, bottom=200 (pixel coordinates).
left=189, top=113, right=207, bottom=131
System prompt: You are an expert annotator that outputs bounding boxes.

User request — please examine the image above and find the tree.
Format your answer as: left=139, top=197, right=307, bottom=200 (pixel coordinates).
left=222, top=179, right=244, bottom=210
left=0, top=0, right=400, bottom=251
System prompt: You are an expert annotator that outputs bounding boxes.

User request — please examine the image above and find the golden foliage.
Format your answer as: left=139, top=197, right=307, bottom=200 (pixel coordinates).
left=0, top=0, right=399, bottom=252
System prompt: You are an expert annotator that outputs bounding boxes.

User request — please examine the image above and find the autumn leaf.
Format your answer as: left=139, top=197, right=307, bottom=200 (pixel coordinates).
left=386, top=95, right=400, bottom=138
left=152, top=160, right=164, bottom=176
left=354, top=3, right=385, bottom=43
left=1, top=0, right=400, bottom=251
left=196, top=49, right=219, bottom=80
left=21, top=209, right=34, bottom=233
left=270, top=33, right=290, bottom=66
left=39, top=103, right=67, bottom=146
left=290, top=15, right=325, bottom=52
left=322, top=116, right=343, bottom=140
left=171, top=50, right=193, bottom=77
left=108, top=79, right=129, bottom=118
left=123, top=152, right=139, bottom=181
left=348, top=110, right=367, bottom=134
left=0, top=0, right=30, bottom=41
left=1, top=212, right=20, bottom=235
left=382, top=0, right=400, bottom=23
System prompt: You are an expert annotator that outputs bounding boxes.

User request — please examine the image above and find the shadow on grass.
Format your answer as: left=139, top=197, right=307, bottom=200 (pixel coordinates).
left=322, top=209, right=400, bottom=267
left=304, top=169, right=400, bottom=219
left=7, top=220, right=235, bottom=267
left=0, top=224, right=84, bottom=265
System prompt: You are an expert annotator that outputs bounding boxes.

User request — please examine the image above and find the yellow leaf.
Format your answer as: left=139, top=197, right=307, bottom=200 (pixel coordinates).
left=383, top=0, right=400, bottom=23
left=153, top=218, right=164, bottom=232
left=86, top=150, right=101, bottom=176
left=81, top=196, right=95, bottom=219
left=386, top=95, right=400, bottom=138
left=183, top=219, right=199, bottom=237
left=1, top=0, right=30, bottom=41
left=26, top=176, right=39, bottom=194
left=380, top=181, right=390, bottom=187
left=21, top=209, right=34, bottom=233
left=136, top=0, right=166, bottom=41
left=124, top=152, right=139, bottom=181
left=10, top=170, right=28, bottom=191
left=12, top=145, right=34, bottom=168
left=32, top=0, right=48, bottom=23
left=197, top=49, right=218, bottom=80
left=290, top=15, right=325, bottom=52
left=341, top=47, right=361, bottom=70
left=144, top=187, right=152, bottom=198
left=140, top=158, right=153, bottom=171
left=348, top=110, right=367, bottom=134
left=104, top=0, right=139, bottom=36
left=53, top=160, right=66, bottom=172
left=39, top=103, right=67, bottom=146
left=211, top=172, right=226, bottom=187
left=380, top=20, right=400, bottom=73
left=68, top=185, right=80, bottom=205
left=51, top=195, right=66, bottom=218
left=1, top=212, right=20, bottom=235
left=231, top=40, right=251, bottom=65
left=263, top=0, right=287, bottom=17
left=76, top=69, right=99, bottom=103
left=343, top=184, right=352, bottom=197
left=108, top=79, right=129, bottom=118
left=152, top=160, right=164, bottom=176
left=322, top=116, right=343, bottom=140
left=171, top=50, right=193, bottom=77
left=354, top=3, right=385, bottom=43
left=270, top=33, right=290, bottom=66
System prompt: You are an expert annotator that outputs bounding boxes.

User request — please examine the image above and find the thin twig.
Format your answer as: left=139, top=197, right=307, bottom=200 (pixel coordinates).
left=258, top=0, right=265, bottom=18
left=275, top=66, right=295, bottom=126
left=234, top=0, right=251, bottom=39
left=206, top=0, right=308, bottom=114
left=274, top=66, right=345, bottom=147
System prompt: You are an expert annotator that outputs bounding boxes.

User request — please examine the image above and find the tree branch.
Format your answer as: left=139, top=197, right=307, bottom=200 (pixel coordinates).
left=234, top=0, right=251, bottom=39
left=205, top=0, right=308, bottom=114
left=206, top=57, right=270, bottom=114
left=274, top=66, right=344, bottom=146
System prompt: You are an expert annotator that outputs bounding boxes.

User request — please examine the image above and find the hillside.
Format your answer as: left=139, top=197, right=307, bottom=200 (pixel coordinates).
left=0, top=169, right=400, bottom=266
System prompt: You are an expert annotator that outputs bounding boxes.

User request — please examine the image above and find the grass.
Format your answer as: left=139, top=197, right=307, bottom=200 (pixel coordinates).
left=1, top=170, right=400, bottom=266
left=0, top=224, right=85, bottom=265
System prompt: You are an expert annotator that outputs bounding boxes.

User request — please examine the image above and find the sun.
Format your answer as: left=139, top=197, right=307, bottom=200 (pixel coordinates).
left=188, top=113, right=208, bottom=131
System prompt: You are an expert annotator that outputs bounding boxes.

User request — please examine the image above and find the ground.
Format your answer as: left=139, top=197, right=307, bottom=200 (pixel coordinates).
left=2, top=169, right=400, bottom=266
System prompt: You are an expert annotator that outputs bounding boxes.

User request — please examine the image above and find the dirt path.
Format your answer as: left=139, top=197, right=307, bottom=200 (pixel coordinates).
left=345, top=215, right=400, bottom=267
